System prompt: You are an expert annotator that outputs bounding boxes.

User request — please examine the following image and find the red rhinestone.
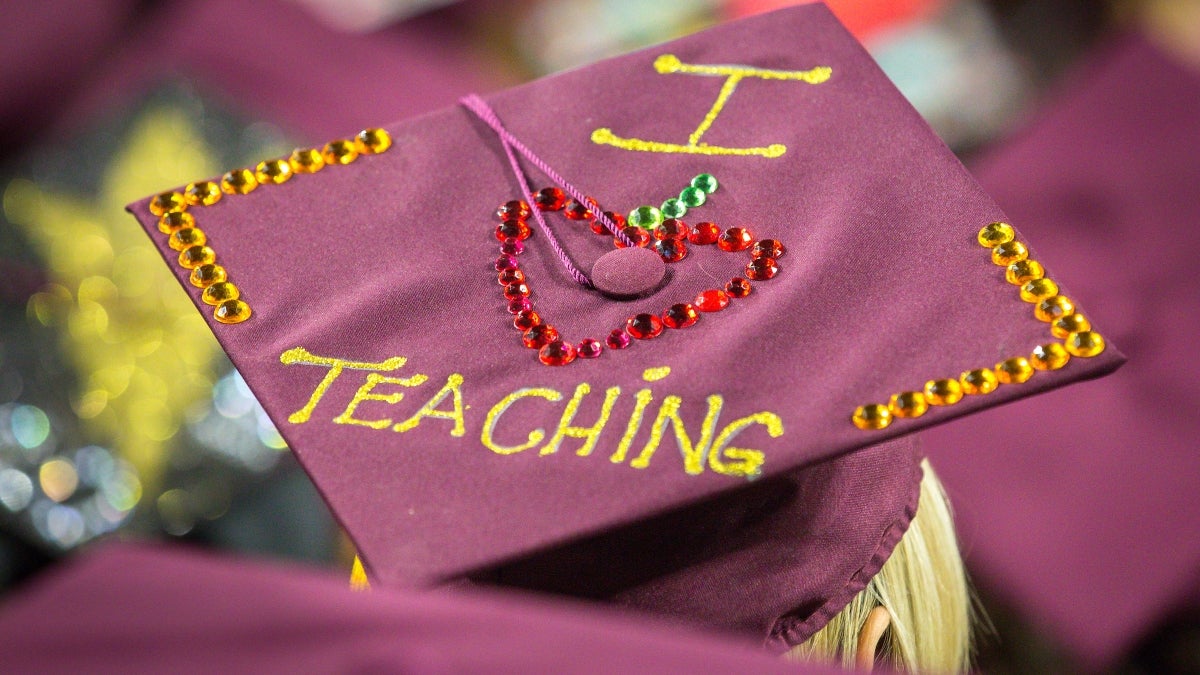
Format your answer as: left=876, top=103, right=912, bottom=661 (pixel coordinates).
left=591, top=211, right=626, bottom=235
left=498, top=269, right=525, bottom=285
left=654, top=219, right=690, bottom=240
left=503, top=282, right=530, bottom=300
left=654, top=238, right=688, bottom=263
left=564, top=199, right=594, bottom=221
left=746, top=257, right=779, bottom=280
left=523, top=324, right=559, bottom=349
left=495, top=255, right=519, bottom=271
left=507, top=297, right=532, bottom=314
left=726, top=277, right=752, bottom=298
left=694, top=289, right=730, bottom=312
left=751, top=238, right=786, bottom=259
left=577, top=338, right=603, bottom=358
left=688, top=222, right=720, bottom=245
left=626, top=313, right=663, bottom=339
left=662, top=303, right=699, bottom=329
left=717, top=227, right=753, bottom=252
left=513, top=310, right=542, bottom=331
left=496, top=200, right=530, bottom=222
left=538, top=340, right=577, bottom=366
left=496, top=219, right=531, bottom=241
left=614, top=226, right=651, bottom=248
left=605, top=329, right=631, bottom=349
left=500, top=238, right=525, bottom=256
left=534, top=187, right=566, bottom=211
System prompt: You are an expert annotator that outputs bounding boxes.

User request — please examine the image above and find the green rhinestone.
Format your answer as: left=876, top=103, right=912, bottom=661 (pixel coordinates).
left=679, top=186, right=707, bottom=208
left=628, top=205, right=663, bottom=229
left=661, top=198, right=687, bottom=219
left=691, top=173, right=718, bottom=194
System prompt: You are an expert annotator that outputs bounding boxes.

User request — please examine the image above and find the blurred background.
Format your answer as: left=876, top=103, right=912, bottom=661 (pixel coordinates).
left=1, top=0, right=1196, bottom=672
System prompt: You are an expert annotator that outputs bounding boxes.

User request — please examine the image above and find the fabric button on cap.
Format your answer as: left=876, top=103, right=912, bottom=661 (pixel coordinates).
left=591, top=247, right=666, bottom=297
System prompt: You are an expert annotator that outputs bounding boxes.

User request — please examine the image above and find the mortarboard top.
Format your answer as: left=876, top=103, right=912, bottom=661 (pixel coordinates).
left=125, top=3, right=1123, bottom=649
left=0, top=543, right=817, bottom=674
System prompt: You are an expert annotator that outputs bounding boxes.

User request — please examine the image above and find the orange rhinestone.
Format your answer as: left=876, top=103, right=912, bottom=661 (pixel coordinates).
left=995, top=357, right=1034, bottom=384
left=214, top=299, right=252, bottom=324
left=221, top=168, right=258, bottom=195
left=888, top=392, right=928, bottom=418
left=189, top=264, right=227, bottom=288
left=157, top=211, right=194, bottom=234
left=522, top=324, right=559, bottom=349
left=498, top=269, right=525, bottom=285
left=1034, top=295, right=1075, bottom=322
left=923, top=379, right=963, bottom=406
left=745, top=257, right=779, bottom=280
left=184, top=181, right=222, bottom=206
left=751, top=239, right=786, bottom=259
left=255, top=159, right=293, bottom=185
left=852, top=404, right=891, bottom=430
left=322, top=140, right=358, bottom=165
left=977, top=222, right=1014, bottom=247
left=991, top=240, right=1028, bottom=266
left=725, top=277, right=752, bottom=298
left=1005, top=259, right=1044, bottom=285
left=289, top=148, right=326, bottom=173
left=201, top=281, right=239, bottom=306
left=178, top=245, right=216, bottom=269
left=149, top=191, right=187, bottom=216
left=513, top=310, right=542, bottom=331
left=355, top=128, right=392, bottom=154
left=169, top=227, right=207, bottom=251
left=662, top=303, right=700, bottom=329
left=1030, top=343, right=1071, bottom=370
left=694, top=289, right=730, bottom=312
left=1051, top=313, right=1090, bottom=339
left=959, top=368, right=998, bottom=395
left=717, top=227, right=753, bottom=252
left=1020, top=278, right=1059, bottom=303
left=538, top=340, right=577, bottom=367
left=1065, top=331, right=1106, bottom=357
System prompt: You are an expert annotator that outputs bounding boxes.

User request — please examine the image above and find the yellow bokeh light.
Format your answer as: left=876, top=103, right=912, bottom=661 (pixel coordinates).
left=39, top=459, right=79, bottom=503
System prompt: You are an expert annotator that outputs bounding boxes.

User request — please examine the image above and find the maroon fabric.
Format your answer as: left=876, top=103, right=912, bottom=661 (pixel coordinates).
left=125, top=3, right=1122, bottom=649
left=40, top=0, right=504, bottom=143
left=0, top=543, right=827, bottom=674
left=0, top=0, right=137, bottom=144
left=481, top=436, right=921, bottom=652
left=925, top=32, right=1200, bottom=669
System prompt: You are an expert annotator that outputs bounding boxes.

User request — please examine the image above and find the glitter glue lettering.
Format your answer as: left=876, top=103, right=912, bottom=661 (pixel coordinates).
left=279, top=349, right=783, bottom=480
left=539, top=384, right=622, bottom=457
left=393, top=373, right=467, bottom=437
left=591, top=54, right=831, bottom=158
left=280, top=348, right=411, bottom=423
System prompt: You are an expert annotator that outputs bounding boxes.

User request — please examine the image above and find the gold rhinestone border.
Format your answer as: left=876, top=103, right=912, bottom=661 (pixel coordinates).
left=146, top=128, right=393, bottom=325
left=851, top=221, right=1108, bottom=430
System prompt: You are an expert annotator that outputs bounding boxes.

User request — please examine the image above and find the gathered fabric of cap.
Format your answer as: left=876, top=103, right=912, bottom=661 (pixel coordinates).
left=0, top=543, right=830, bottom=674
left=925, top=30, right=1200, bottom=670
left=126, top=3, right=1122, bottom=650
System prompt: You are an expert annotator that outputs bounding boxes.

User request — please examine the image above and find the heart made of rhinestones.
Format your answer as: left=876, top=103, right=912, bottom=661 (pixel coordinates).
left=492, top=185, right=785, bottom=366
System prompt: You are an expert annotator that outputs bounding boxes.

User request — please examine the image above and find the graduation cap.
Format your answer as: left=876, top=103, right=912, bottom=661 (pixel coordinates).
left=0, top=543, right=812, bottom=674
left=124, top=3, right=1123, bottom=653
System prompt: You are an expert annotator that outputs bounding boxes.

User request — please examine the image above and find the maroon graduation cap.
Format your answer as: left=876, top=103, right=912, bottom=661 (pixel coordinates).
left=124, top=3, right=1123, bottom=651
left=0, top=543, right=822, bottom=674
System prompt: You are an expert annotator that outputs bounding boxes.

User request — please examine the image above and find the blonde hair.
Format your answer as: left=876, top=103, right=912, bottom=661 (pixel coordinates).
left=786, top=460, right=974, bottom=673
